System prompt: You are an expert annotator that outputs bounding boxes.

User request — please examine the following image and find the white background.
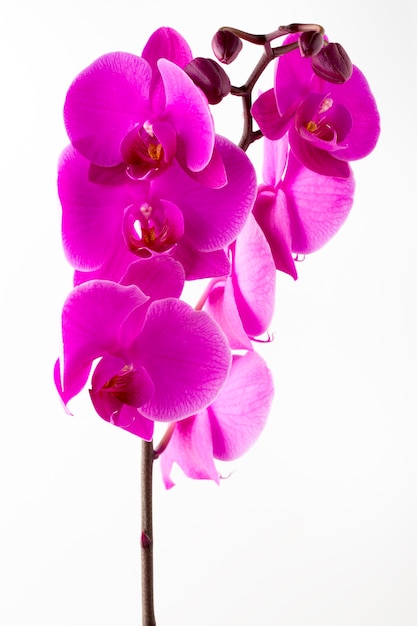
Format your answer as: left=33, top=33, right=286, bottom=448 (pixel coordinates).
left=1, top=1, right=416, bottom=624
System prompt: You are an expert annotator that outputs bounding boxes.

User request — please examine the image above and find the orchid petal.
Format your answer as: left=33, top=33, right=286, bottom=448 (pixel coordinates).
left=179, top=144, right=227, bottom=189
left=58, top=146, right=132, bottom=271
left=73, top=231, right=135, bottom=285
left=173, top=240, right=231, bottom=280
left=89, top=355, right=155, bottom=422
left=142, top=28, right=193, bottom=116
left=158, top=59, right=214, bottom=172
left=142, top=27, right=193, bottom=70
left=160, top=415, right=219, bottom=488
left=154, top=135, right=256, bottom=252
left=135, top=299, right=231, bottom=421
left=254, top=138, right=305, bottom=279
left=261, top=133, right=289, bottom=187
left=232, top=214, right=276, bottom=337
left=209, top=352, right=273, bottom=460
left=120, top=256, right=185, bottom=300
left=327, top=67, right=380, bottom=161
left=56, top=281, right=148, bottom=404
left=64, top=53, right=152, bottom=166
left=289, top=127, right=351, bottom=178
left=274, top=36, right=315, bottom=113
left=251, top=88, right=293, bottom=140
left=206, top=284, right=253, bottom=351
left=283, top=151, right=355, bottom=253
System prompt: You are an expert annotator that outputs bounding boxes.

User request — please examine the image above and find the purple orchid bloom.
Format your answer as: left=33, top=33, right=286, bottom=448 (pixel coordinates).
left=63, top=28, right=226, bottom=186
left=58, top=135, right=256, bottom=283
left=159, top=350, right=274, bottom=486
left=252, top=34, right=380, bottom=178
left=204, top=213, right=276, bottom=350
left=54, top=258, right=231, bottom=440
left=253, top=135, right=355, bottom=279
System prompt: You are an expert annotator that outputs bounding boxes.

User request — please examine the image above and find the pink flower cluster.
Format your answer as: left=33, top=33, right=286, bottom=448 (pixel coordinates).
left=55, top=26, right=379, bottom=485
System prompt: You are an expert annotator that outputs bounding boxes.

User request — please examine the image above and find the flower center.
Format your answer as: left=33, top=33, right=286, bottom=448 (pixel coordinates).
left=123, top=200, right=185, bottom=258
left=103, top=365, right=136, bottom=403
left=120, top=122, right=165, bottom=179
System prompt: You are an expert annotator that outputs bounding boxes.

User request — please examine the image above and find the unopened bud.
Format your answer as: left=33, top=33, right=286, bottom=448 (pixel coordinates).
left=212, top=29, right=243, bottom=65
left=311, top=42, right=353, bottom=84
left=184, top=57, right=231, bottom=104
left=298, top=31, right=324, bottom=57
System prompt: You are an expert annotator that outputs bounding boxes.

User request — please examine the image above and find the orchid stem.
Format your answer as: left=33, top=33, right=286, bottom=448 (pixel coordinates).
left=141, top=439, right=156, bottom=626
left=231, top=41, right=299, bottom=151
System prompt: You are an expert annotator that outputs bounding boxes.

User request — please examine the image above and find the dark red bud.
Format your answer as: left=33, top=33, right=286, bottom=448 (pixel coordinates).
left=311, top=42, right=353, bottom=84
left=184, top=57, right=231, bottom=104
left=298, top=31, right=324, bottom=57
left=211, top=30, right=243, bottom=65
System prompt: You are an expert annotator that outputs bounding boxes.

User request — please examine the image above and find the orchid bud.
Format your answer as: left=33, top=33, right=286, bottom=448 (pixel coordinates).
left=211, top=29, right=243, bottom=65
left=311, top=42, right=353, bottom=84
left=184, top=57, right=231, bottom=104
left=298, top=31, right=324, bottom=57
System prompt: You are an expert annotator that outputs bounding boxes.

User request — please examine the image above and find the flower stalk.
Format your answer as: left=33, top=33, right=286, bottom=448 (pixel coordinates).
left=141, top=440, right=156, bottom=626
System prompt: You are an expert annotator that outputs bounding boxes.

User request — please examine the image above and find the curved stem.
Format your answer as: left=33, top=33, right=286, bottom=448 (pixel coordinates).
left=231, top=41, right=299, bottom=151
left=141, top=440, right=156, bottom=626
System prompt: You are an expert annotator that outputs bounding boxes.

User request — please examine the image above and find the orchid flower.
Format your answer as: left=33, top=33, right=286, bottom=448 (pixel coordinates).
left=160, top=350, right=273, bottom=486
left=58, top=135, right=256, bottom=283
left=54, top=260, right=231, bottom=440
left=253, top=135, right=355, bottom=278
left=252, top=34, right=380, bottom=178
left=63, top=28, right=228, bottom=187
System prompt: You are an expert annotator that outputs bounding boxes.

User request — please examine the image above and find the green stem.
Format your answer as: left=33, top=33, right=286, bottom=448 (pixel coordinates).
left=141, top=440, right=156, bottom=626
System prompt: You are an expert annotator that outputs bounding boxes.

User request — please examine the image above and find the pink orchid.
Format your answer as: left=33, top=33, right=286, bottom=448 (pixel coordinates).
left=58, top=135, right=256, bottom=283
left=63, top=28, right=226, bottom=186
left=253, top=135, right=355, bottom=279
left=252, top=34, right=380, bottom=178
left=54, top=259, right=231, bottom=440
left=160, top=350, right=273, bottom=486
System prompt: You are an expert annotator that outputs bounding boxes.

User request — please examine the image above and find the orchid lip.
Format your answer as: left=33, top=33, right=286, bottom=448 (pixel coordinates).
left=123, top=200, right=184, bottom=257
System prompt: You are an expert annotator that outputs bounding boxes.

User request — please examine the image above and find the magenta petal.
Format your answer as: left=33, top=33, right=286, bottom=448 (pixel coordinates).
left=173, top=240, right=231, bottom=280
left=295, top=93, right=352, bottom=151
left=262, top=133, right=289, bottom=187
left=135, top=299, right=231, bottom=421
left=160, top=415, right=219, bottom=488
left=121, top=256, right=185, bottom=300
left=206, top=283, right=253, bottom=351
left=251, top=89, right=293, bottom=140
left=158, top=59, right=214, bottom=172
left=153, top=136, right=256, bottom=252
left=283, top=151, right=355, bottom=253
left=232, top=214, right=276, bottom=336
left=328, top=66, right=380, bottom=161
left=178, top=144, right=227, bottom=189
left=90, top=355, right=155, bottom=420
left=58, top=145, right=133, bottom=271
left=64, top=53, right=152, bottom=166
left=73, top=231, right=136, bottom=285
left=274, top=37, right=315, bottom=114
left=57, top=281, right=148, bottom=404
left=253, top=187, right=297, bottom=279
left=210, top=352, right=273, bottom=460
left=89, top=355, right=155, bottom=441
left=114, top=406, right=154, bottom=440
left=142, top=27, right=193, bottom=69
left=141, top=27, right=193, bottom=117
left=289, top=127, right=351, bottom=178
